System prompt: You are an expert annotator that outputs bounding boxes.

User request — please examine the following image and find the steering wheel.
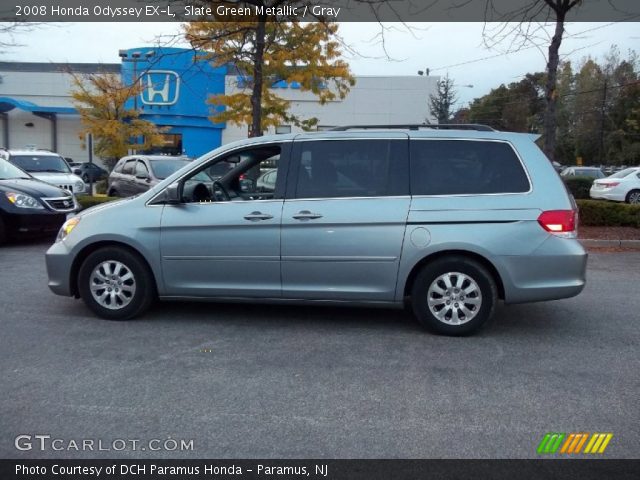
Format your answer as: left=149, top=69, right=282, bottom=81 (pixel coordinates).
left=212, top=180, right=231, bottom=201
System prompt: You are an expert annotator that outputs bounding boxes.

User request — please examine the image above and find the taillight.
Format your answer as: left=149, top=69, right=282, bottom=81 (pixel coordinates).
left=537, top=210, right=577, bottom=237
left=602, top=182, right=619, bottom=187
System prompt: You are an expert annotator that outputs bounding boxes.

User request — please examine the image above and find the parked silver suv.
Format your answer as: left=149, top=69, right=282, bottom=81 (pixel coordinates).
left=46, top=125, right=587, bottom=335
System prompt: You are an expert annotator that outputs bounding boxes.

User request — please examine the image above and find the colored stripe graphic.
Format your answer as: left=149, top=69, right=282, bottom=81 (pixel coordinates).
left=538, top=433, right=613, bottom=454
left=537, top=433, right=565, bottom=454
left=584, top=433, right=613, bottom=454
left=560, top=433, right=589, bottom=454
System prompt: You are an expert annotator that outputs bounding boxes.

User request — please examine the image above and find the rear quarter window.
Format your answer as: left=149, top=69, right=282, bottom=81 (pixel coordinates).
left=410, top=140, right=530, bottom=195
left=121, top=160, right=136, bottom=175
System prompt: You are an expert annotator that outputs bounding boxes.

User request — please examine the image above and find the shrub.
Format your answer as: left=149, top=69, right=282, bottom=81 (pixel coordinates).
left=576, top=199, right=640, bottom=228
left=77, top=195, right=118, bottom=211
left=94, top=179, right=107, bottom=195
left=563, top=176, right=594, bottom=200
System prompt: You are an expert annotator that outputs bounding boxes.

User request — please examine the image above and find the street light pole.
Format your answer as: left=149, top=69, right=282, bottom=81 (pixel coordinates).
left=118, top=50, right=155, bottom=154
left=118, top=49, right=155, bottom=111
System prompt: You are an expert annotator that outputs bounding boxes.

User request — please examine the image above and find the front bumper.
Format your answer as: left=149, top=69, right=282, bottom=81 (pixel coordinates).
left=2, top=211, right=67, bottom=237
left=46, top=240, right=75, bottom=297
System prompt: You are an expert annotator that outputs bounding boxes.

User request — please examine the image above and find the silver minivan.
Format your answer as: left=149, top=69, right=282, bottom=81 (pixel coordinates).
left=46, top=126, right=587, bottom=335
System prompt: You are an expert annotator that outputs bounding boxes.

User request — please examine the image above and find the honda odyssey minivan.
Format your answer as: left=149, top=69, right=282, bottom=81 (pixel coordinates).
left=46, top=125, right=587, bottom=335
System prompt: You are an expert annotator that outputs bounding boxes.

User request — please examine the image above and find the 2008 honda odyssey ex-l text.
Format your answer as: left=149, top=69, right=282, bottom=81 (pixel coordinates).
left=46, top=125, right=587, bottom=335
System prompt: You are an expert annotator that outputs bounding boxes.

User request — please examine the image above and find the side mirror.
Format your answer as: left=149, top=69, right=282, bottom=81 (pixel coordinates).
left=240, top=178, right=255, bottom=192
left=73, top=169, right=82, bottom=175
left=158, top=183, right=181, bottom=204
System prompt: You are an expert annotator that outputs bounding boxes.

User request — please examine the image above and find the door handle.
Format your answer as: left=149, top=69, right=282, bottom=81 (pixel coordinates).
left=292, top=210, right=323, bottom=220
left=244, top=211, right=273, bottom=221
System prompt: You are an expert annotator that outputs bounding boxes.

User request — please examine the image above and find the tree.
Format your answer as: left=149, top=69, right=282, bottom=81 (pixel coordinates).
left=467, top=73, right=545, bottom=132
left=70, top=73, right=168, bottom=168
left=429, top=75, right=458, bottom=123
left=480, top=0, right=586, bottom=160
left=0, top=22, right=43, bottom=53
left=573, top=59, right=604, bottom=163
left=184, top=1, right=355, bottom=136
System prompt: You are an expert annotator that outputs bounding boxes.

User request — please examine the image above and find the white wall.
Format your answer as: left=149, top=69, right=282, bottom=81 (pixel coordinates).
left=221, top=75, right=440, bottom=144
left=0, top=70, right=95, bottom=165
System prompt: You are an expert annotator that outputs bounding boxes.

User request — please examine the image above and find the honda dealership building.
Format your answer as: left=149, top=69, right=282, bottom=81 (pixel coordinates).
left=0, top=47, right=439, bottom=167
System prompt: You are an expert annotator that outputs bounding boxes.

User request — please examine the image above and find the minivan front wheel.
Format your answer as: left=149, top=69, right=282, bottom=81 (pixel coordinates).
left=78, top=247, right=155, bottom=320
left=411, top=256, right=497, bottom=336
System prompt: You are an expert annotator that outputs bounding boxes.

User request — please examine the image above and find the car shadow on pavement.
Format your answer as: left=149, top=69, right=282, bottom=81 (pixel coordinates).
left=138, top=298, right=571, bottom=337
left=145, top=300, right=422, bottom=333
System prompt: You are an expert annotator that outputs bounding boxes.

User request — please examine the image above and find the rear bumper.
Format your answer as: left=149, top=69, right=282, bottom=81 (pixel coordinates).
left=589, top=189, right=626, bottom=202
left=499, top=237, right=587, bottom=304
left=45, top=240, right=74, bottom=296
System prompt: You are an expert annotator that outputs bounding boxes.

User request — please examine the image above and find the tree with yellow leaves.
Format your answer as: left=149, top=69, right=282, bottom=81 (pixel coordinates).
left=185, top=1, right=355, bottom=136
left=70, top=72, right=168, bottom=168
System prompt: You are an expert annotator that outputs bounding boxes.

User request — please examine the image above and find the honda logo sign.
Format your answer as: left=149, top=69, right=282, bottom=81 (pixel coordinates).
left=140, top=70, right=180, bottom=106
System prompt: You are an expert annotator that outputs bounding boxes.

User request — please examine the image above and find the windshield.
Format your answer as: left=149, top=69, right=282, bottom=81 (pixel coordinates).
left=149, top=159, right=191, bottom=180
left=0, top=159, right=32, bottom=180
left=609, top=168, right=637, bottom=179
left=10, top=154, right=71, bottom=173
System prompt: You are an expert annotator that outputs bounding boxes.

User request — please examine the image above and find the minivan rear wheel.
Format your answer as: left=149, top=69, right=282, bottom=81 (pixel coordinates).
left=78, top=246, right=155, bottom=320
left=411, top=256, right=497, bottom=336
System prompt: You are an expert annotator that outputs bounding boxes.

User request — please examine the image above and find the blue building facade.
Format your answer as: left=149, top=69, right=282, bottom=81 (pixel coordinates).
left=120, top=47, right=227, bottom=158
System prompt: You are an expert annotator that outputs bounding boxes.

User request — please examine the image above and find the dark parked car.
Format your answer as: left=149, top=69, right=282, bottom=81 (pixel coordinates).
left=0, top=158, right=77, bottom=244
left=71, top=162, right=108, bottom=183
left=560, top=166, right=605, bottom=179
left=107, top=155, right=192, bottom=197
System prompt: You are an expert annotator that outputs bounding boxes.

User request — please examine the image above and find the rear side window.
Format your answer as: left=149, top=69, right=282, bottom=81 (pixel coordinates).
left=135, top=161, right=149, bottom=177
left=121, top=160, right=136, bottom=175
left=410, top=140, right=530, bottom=195
left=292, top=140, right=408, bottom=199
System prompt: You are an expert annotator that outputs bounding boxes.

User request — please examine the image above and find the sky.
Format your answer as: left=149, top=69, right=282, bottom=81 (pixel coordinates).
left=1, top=21, right=638, bottom=106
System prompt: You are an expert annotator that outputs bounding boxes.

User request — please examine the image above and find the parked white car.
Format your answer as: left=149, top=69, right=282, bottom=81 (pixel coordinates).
left=0, top=149, right=86, bottom=195
left=589, top=167, right=640, bottom=204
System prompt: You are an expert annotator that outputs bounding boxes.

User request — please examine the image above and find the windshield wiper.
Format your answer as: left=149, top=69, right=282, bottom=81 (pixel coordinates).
left=30, top=169, right=66, bottom=173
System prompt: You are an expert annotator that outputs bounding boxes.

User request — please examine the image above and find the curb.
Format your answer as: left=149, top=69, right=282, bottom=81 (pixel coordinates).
left=579, top=239, right=640, bottom=248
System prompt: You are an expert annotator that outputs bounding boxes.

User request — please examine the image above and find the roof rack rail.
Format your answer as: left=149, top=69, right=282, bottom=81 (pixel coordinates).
left=330, top=124, right=495, bottom=132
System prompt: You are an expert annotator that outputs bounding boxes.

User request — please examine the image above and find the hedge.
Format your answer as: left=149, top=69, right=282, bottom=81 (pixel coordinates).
left=563, top=176, right=594, bottom=200
left=94, top=179, right=108, bottom=195
left=576, top=199, right=640, bottom=228
left=77, top=195, right=119, bottom=210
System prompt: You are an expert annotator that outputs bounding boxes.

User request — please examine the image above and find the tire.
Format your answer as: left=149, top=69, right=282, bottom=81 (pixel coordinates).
left=77, top=247, right=155, bottom=320
left=626, top=190, right=640, bottom=205
left=82, top=174, right=90, bottom=183
left=107, top=189, right=118, bottom=197
left=411, top=256, right=497, bottom=336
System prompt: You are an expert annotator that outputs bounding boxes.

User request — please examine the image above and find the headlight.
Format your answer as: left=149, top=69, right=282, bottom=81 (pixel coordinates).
left=5, top=192, right=44, bottom=209
left=56, top=216, right=81, bottom=242
left=75, top=181, right=85, bottom=192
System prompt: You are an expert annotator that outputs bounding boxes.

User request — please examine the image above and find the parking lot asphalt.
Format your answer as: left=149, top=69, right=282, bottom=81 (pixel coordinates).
left=0, top=239, right=638, bottom=459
